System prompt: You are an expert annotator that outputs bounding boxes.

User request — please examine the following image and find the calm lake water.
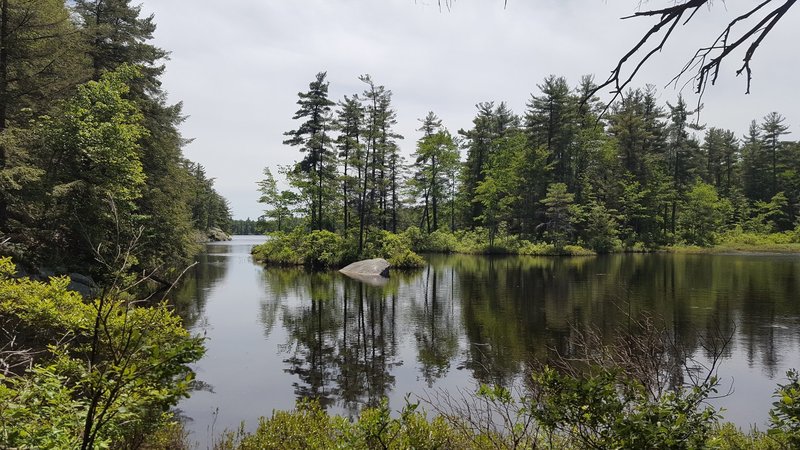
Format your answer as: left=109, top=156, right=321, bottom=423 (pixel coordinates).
left=174, top=236, right=800, bottom=445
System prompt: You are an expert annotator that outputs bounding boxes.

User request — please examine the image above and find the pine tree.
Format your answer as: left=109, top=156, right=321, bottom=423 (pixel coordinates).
left=334, top=95, right=363, bottom=235
left=541, top=183, right=576, bottom=250
left=412, top=113, right=458, bottom=233
left=74, top=0, right=167, bottom=85
left=0, top=0, right=88, bottom=231
left=525, top=75, right=576, bottom=190
left=760, top=112, right=790, bottom=198
left=283, top=72, right=336, bottom=231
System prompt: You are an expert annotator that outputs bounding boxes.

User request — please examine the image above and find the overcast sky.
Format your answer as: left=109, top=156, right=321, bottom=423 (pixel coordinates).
left=140, top=0, right=799, bottom=220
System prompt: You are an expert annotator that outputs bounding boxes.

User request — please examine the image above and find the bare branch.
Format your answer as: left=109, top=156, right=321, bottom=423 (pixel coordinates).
left=592, top=0, right=797, bottom=111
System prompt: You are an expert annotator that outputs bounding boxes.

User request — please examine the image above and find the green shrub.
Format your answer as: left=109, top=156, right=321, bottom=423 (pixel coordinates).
left=388, top=250, right=426, bottom=268
left=300, top=230, right=345, bottom=269
left=215, top=399, right=465, bottom=450
left=251, top=230, right=305, bottom=266
left=718, top=227, right=797, bottom=247
left=379, top=230, right=425, bottom=268
left=253, top=228, right=424, bottom=269
left=252, top=228, right=345, bottom=269
left=518, top=241, right=556, bottom=255
left=562, top=245, right=595, bottom=256
left=402, top=226, right=459, bottom=253
left=518, top=242, right=594, bottom=256
left=532, top=366, right=720, bottom=449
left=710, top=423, right=786, bottom=449
left=0, top=257, right=204, bottom=449
left=768, top=369, right=800, bottom=447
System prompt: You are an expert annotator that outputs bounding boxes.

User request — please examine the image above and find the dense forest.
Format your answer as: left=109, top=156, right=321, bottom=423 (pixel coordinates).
left=0, top=0, right=231, bottom=281
left=0, top=2, right=227, bottom=448
left=259, top=72, right=799, bottom=257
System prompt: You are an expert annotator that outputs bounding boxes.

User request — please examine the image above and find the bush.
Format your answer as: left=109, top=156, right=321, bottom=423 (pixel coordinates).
left=402, top=227, right=459, bottom=253
left=252, top=228, right=345, bottom=269
left=300, top=230, right=345, bottom=269
left=718, top=227, right=798, bottom=247
left=215, top=399, right=465, bottom=450
left=251, top=230, right=305, bottom=266
left=768, top=369, right=800, bottom=447
left=711, top=423, right=787, bottom=449
left=518, top=242, right=595, bottom=256
left=532, top=366, right=720, bottom=449
left=253, top=228, right=424, bottom=269
left=0, top=257, right=204, bottom=449
left=388, top=250, right=426, bottom=268
left=378, top=230, right=425, bottom=268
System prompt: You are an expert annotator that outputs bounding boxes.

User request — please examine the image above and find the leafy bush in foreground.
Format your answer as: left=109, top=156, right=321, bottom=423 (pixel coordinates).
left=0, top=257, right=204, bottom=449
left=214, top=399, right=466, bottom=450
left=210, top=366, right=800, bottom=450
left=769, top=369, right=800, bottom=447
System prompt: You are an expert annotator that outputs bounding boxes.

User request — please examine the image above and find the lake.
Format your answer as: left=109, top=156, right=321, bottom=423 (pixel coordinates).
left=174, top=236, right=800, bottom=445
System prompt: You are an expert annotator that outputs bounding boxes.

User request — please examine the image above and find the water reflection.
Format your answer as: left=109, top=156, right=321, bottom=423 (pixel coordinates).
left=175, top=239, right=800, bottom=442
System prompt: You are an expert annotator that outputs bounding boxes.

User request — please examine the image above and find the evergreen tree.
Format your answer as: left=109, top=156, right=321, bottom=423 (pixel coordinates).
left=665, top=95, right=702, bottom=234
left=702, top=128, right=740, bottom=198
left=74, top=0, right=167, bottom=85
left=412, top=113, right=458, bottom=233
left=474, top=129, right=526, bottom=244
left=335, top=95, right=364, bottom=235
left=541, top=183, right=576, bottom=250
left=459, top=102, right=518, bottom=228
left=525, top=75, right=576, bottom=190
left=742, top=120, right=769, bottom=202
left=678, top=182, right=730, bottom=246
left=283, top=72, right=336, bottom=231
left=760, top=112, right=790, bottom=198
left=0, top=0, right=88, bottom=231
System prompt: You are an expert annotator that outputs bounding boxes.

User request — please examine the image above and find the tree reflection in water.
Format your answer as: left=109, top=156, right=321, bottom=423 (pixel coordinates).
left=249, top=253, right=800, bottom=421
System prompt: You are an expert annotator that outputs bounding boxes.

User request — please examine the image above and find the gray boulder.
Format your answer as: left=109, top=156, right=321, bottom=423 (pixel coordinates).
left=207, top=227, right=232, bottom=242
left=339, top=258, right=390, bottom=277
left=68, top=273, right=97, bottom=298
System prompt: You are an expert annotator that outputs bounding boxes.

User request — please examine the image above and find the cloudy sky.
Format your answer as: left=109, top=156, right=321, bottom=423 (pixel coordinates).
left=140, top=0, right=799, bottom=220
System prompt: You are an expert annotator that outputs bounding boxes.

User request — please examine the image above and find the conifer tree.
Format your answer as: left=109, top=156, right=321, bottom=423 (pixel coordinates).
left=283, top=72, right=336, bottom=231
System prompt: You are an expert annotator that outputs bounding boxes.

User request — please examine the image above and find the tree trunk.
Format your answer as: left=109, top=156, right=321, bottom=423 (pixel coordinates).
left=0, top=0, right=9, bottom=230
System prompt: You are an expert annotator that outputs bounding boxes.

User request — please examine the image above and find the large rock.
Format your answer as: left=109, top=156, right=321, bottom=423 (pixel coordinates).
left=65, top=272, right=97, bottom=298
left=207, top=227, right=232, bottom=242
left=339, top=258, right=390, bottom=277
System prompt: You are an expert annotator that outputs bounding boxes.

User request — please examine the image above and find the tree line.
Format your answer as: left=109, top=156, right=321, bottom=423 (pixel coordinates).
left=0, top=0, right=231, bottom=279
left=262, top=72, right=799, bottom=251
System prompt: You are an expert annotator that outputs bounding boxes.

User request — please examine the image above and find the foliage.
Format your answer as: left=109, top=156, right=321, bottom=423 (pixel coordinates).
left=768, top=369, right=800, bottom=447
left=261, top=70, right=800, bottom=261
left=375, top=230, right=426, bottom=268
left=678, top=182, right=731, bottom=247
left=0, top=367, right=85, bottom=449
left=208, top=368, right=800, bottom=450
left=252, top=228, right=424, bottom=269
left=541, top=183, right=577, bottom=250
left=403, top=226, right=459, bottom=253
left=0, top=257, right=204, bottom=449
left=583, top=201, right=622, bottom=253
left=0, top=0, right=231, bottom=281
left=710, top=423, right=787, bottom=450
left=532, top=366, right=721, bottom=449
left=252, top=228, right=338, bottom=268
left=214, top=399, right=466, bottom=450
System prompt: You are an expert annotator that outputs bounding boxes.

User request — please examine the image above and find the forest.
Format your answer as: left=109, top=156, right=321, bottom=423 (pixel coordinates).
left=256, top=71, right=800, bottom=266
left=0, top=0, right=227, bottom=448
left=0, top=0, right=232, bottom=282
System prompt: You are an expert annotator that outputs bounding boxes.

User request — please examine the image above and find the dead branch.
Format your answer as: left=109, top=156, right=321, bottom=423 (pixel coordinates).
left=592, top=0, right=797, bottom=110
